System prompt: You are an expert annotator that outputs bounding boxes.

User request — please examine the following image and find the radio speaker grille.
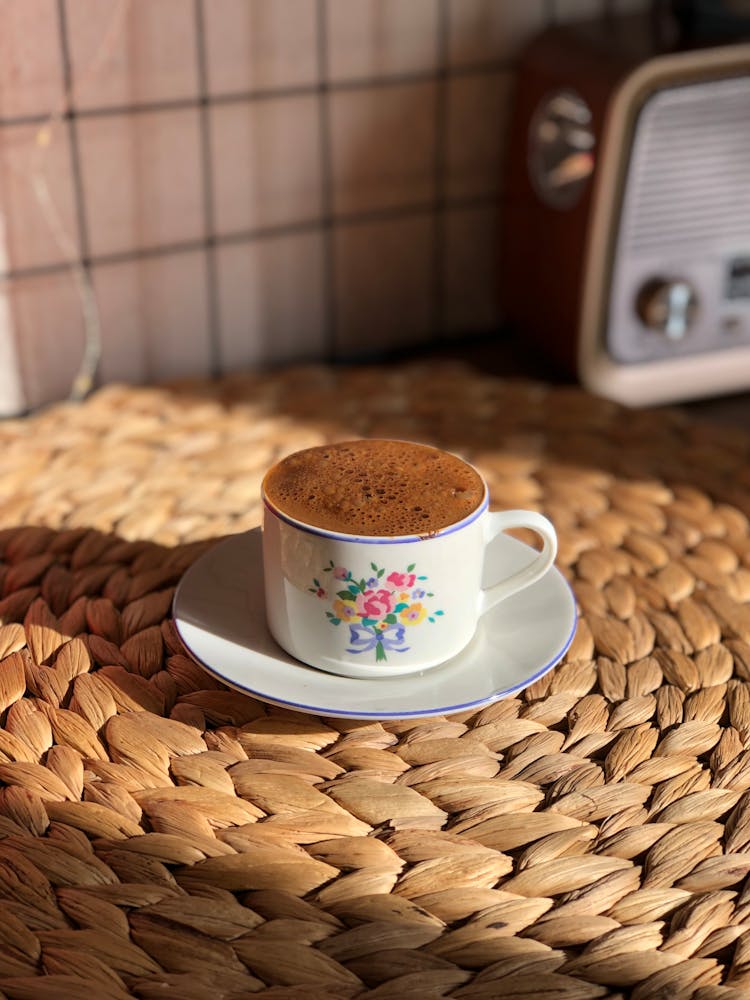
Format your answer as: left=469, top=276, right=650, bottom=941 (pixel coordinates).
left=623, top=75, right=750, bottom=252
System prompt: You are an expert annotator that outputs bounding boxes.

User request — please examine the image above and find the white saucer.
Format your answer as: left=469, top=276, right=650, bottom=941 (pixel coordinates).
left=172, top=528, right=577, bottom=720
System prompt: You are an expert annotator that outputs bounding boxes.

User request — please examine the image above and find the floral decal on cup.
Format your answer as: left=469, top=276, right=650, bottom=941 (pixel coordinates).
left=308, top=560, right=444, bottom=663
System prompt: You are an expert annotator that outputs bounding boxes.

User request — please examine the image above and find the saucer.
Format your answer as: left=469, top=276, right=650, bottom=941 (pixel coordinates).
left=172, top=528, right=577, bottom=720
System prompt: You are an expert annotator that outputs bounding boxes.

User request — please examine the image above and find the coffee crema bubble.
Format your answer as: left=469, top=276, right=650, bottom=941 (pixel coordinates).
left=262, top=439, right=485, bottom=536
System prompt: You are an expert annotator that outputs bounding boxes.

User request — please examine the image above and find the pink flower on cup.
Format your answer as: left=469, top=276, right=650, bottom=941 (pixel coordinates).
left=387, top=571, right=417, bottom=589
left=333, top=566, right=349, bottom=580
left=355, top=589, right=394, bottom=620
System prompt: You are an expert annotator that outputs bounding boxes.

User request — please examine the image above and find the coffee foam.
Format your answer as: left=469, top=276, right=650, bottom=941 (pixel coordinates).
left=263, top=439, right=485, bottom=536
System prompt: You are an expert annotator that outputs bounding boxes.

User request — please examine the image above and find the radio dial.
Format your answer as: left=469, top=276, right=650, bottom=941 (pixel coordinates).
left=636, top=278, right=698, bottom=340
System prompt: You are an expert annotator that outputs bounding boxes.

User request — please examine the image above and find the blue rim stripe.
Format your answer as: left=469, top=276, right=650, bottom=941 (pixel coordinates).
left=172, top=584, right=578, bottom=720
left=262, top=490, right=489, bottom=544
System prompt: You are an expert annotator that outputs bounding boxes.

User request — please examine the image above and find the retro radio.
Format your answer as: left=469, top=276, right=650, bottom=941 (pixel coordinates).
left=502, top=6, right=750, bottom=406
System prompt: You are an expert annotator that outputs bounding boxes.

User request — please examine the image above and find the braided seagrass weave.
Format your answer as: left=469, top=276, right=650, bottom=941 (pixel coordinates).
left=0, top=361, right=749, bottom=999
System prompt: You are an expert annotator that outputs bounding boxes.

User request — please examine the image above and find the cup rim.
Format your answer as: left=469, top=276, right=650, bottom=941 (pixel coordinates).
left=262, top=486, right=489, bottom=544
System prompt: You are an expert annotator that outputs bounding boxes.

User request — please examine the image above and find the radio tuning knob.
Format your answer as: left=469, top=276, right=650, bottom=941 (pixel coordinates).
left=635, top=278, right=698, bottom=340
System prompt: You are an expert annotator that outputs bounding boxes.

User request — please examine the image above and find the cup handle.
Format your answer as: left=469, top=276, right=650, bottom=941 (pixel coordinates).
left=477, top=510, right=558, bottom=617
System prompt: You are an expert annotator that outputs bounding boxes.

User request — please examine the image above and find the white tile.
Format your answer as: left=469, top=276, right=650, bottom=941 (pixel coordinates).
left=216, top=233, right=326, bottom=369
left=77, top=108, right=203, bottom=257
left=0, top=123, right=80, bottom=271
left=93, top=251, right=212, bottom=384
left=326, top=0, right=439, bottom=82
left=330, top=83, right=436, bottom=215
left=445, top=71, right=513, bottom=199
left=334, top=215, right=434, bottom=356
left=442, top=205, right=501, bottom=335
left=0, top=0, right=66, bottom=119
left=211, top=97, right=322, bottom=236
left=448, top=0, right=547, bottom=66
left=65, top=0, right=198, bottom=110
left=553, top=0, right=605, bottom=21
left=8, top=271, right=87, bottom=410
left=204, top=0, right=318, bottom=95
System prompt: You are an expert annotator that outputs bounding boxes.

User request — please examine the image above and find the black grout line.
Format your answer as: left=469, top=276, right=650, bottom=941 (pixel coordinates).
left=316, top=0, right=337, bottom=361
left=431, top=0, right=451, bottom=342
left=0, top=112, right=53, bottom=128
left=0, top=194, right=504, bottom=283
left=0, top=59, right=515, bottom=131
left=218, top=217, right=327, bottom=248
left=0, top=259, right=79, bottom=283
left=64, top=239, right=210, bottom=269
left=311, top=58, right=515, bottom=91
left=73, top=96, right=202, bottom=119
left=194, top=0, right=222, bottom=378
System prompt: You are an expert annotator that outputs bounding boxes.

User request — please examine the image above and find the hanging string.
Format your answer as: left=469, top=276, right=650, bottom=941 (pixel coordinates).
left=11, top=0, right=132, bottom=401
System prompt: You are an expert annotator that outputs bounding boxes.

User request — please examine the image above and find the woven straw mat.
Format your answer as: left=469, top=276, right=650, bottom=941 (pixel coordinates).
left=0, top=361, right=749, bottom=1000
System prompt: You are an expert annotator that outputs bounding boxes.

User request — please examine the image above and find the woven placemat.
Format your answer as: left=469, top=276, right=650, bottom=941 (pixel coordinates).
left=0, top=361, right=749, bottom=1000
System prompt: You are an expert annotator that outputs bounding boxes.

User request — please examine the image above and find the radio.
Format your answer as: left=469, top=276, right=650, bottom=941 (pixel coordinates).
left=502, top=9, right=750, bottom=406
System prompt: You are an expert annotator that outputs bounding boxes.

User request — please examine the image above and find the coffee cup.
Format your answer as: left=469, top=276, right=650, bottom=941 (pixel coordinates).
left=261, top=439, right=557, bottom=679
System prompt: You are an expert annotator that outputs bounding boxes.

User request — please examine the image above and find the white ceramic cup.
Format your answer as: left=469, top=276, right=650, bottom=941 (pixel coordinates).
left=261, top=457, right=557, bottom=679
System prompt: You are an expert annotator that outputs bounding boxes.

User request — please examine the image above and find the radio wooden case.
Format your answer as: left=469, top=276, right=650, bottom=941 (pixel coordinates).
left=502, top=14, right=750, bottom=406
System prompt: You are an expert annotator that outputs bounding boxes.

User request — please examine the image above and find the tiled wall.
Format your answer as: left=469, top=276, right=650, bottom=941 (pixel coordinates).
left=0, top=0, right=642, bottom=412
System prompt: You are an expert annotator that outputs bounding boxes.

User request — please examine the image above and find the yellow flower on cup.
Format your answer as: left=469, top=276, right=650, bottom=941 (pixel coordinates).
left=333, top=598, right=361, bottom=624
left=399, top=602, right=427, bottom=626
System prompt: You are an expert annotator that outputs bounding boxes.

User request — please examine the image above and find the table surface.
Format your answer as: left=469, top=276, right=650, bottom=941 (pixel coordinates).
left=411, top=331, right=750, bottom=429
left=0, top=360, right=749, bottom=999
